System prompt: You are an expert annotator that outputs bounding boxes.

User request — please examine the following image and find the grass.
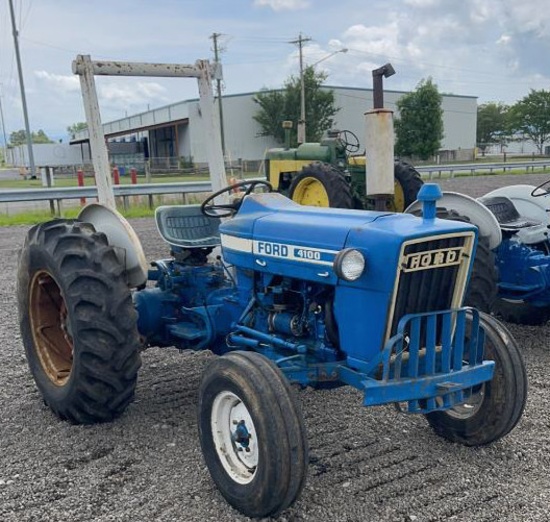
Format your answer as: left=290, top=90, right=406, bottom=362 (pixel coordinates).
left=0, top=164, right=547, bottom=226
left=0, top=173, right=213, bottom=189
left=0, top=203, right=156, bottom=227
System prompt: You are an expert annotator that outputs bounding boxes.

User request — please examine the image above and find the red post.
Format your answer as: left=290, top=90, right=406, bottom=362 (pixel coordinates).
left=113, top=166, right=120, bottom=185
left=130, top=168, right=137, bottom=184
left=77, top=169, right=86, bottom=206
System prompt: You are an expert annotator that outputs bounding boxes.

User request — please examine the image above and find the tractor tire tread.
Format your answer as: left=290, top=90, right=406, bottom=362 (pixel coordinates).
left=394, top=160, right=424, bottom=211
left=198, top=351, right=308, bottom=518
left=17, top=219, right=141, bottom=425
left=289, top=162, right=354, bottom=208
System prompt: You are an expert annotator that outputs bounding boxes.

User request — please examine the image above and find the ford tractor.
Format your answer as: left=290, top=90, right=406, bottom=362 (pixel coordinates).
left=406, top=179, right=550, bottom=325
left=17, top=178, right=527, bottom=518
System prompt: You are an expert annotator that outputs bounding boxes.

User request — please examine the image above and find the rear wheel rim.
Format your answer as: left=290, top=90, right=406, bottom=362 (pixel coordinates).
left=292, top=177, right=330, bottom=206
left=211, top=391, right=258, bottom=485
left=393, top=180, right=405, bottom=211
left=28, top=270, right=73, bottom=386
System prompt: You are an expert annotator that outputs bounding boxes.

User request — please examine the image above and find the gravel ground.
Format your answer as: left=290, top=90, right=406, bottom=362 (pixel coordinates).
left=1, top=173, right=550, bottom=522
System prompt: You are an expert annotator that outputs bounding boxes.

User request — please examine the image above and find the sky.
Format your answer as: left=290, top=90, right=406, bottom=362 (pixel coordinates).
left=0, top=0, right=548, bottom=144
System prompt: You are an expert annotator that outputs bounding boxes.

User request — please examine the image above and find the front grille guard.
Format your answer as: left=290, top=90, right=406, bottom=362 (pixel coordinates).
left=341, top=308, right=495, bottom=414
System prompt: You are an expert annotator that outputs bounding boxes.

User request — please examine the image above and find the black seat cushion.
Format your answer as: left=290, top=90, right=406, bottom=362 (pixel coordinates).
left=479, top=196, right=541, bottom=230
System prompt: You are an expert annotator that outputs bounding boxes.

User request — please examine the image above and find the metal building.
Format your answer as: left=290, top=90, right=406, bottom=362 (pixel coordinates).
left=70, top=86, right=477, bottom=167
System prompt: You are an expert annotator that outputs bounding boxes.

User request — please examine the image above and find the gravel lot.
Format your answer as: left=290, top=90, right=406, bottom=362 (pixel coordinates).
left=1, top=173, right=550, bottom=522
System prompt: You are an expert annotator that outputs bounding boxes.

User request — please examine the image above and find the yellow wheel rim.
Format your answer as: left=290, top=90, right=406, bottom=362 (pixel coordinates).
left=393, top=180, right=406, bottom=212
left=292, top=177, right=330, bottom=207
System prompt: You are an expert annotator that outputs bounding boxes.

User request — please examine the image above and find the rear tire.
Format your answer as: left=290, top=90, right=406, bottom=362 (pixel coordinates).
left=17, top=220, right=141, bottom=424
left=289, top=162, right=354, bottom=208
left=393, top=161, right=424, bottom=212
left=411, top=208, right=499, bottom=312
left=464, top=235, right=498, bottom=313
left=198, top=351, right=308, bottom=518
left=425, top=312, right=527, bottom=446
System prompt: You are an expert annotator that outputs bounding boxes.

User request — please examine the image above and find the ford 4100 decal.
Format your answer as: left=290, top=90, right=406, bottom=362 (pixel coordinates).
left=220, top=234, right=338, bottom=266
left=254, top=240, right=337, bottom=266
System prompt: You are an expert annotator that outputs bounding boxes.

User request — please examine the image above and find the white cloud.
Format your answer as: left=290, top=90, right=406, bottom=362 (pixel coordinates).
left=253, top=0, right=310, bottom=11
left=343, top=22, right=404, bottom=61
left=34, top=71, right=80, bottom=93
left=403, top=0, right=440, bottom=7
left=99, top=81, right=168, bottom=108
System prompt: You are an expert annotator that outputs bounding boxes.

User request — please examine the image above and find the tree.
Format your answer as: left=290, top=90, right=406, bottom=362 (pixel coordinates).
left=394, top=78, right=444, bottom=160
left=508, top=89, right=550, bottom=154
left=9, top=129, right=53, bottom=146
left=253, top=66, right=339, bottom=146
left=476, top=102, right=510, bottom=155
left=67, top=122, right=88, bottom=136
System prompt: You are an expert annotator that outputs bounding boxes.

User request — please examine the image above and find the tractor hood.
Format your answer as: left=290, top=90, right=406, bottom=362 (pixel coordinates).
left=220, top=192, right=477, bottom=286
left=220, top=193, right=384, bottom=284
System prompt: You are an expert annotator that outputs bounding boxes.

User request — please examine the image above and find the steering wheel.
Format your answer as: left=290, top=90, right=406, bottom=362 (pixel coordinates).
left=530, top=179, right=550, bottom=198
left=338, top=130, right=360, bottom=154
left=201, top=180, right=273, bottom=218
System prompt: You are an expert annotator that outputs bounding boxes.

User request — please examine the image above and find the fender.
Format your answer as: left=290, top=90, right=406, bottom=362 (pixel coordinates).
left=78, top=203, right=148, bottom=287
left=405, top=191, right=502, bottom=249
left=483, top=184, right=550, bottom=225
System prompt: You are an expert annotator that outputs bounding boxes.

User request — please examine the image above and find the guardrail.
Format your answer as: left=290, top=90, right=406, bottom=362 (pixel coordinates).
left=1, top=160, right=549, bottom=209
left=0, top=180, right=213, bottom=204
left=416, top=160, right=550, bottom=179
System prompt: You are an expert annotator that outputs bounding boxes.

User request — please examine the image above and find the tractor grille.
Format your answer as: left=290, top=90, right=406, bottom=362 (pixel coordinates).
left=387, top=232, right=474, bottom=341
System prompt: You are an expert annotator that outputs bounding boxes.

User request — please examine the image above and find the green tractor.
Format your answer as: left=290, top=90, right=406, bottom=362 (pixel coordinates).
left=265, top=128, right=423, bottom=211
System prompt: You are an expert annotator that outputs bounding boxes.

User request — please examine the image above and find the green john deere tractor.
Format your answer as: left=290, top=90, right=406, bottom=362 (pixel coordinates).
left=264, top=128, right=423, bottom=211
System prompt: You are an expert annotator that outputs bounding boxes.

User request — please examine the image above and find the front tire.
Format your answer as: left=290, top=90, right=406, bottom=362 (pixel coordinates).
left=289, top=162, right=354, bottom=208
left=425, top=312, right=527, bottom=446
left=17, top=220, right=141, bottom=424
left=198, top=351, right=308, bottom=518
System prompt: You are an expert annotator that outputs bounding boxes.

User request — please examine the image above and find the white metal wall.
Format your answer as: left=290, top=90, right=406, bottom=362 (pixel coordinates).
left=186, top=87, right=477, bottom=163
left=72, top=87, right=477, bottom=164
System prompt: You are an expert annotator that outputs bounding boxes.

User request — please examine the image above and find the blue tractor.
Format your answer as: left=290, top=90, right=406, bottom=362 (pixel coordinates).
left=406, top=180, right=550, bottom=325
left=17, top=180, right=527, bottom=518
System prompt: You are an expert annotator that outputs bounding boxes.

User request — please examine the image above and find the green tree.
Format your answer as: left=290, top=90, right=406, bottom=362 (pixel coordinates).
left=476, top=102, right=510, bottom=155
left=9, top=129, right=53, bottom=145
left=253, top=89, right=287, bottom=143
left=253, top=66, right=338, bottom=145
left=67, top=122, right=88, bottom=136
left=394, top=78, right=444, bottom=160
left=508, top=89, right=550, bottom=154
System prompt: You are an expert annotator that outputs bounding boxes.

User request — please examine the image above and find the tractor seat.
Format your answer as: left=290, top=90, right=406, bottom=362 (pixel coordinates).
left=479, top=195, right=542, bottom=231
left=155, top=205, right=221, bottom=249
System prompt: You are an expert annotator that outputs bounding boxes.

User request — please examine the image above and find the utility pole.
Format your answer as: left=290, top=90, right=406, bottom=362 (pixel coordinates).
left=0, top=85, right=8, bottom=165
left=210, top=32, right=226, bottom=158
left=289, top=33, right=311, bottom=144
left=8, top=0, right=37, bottom=179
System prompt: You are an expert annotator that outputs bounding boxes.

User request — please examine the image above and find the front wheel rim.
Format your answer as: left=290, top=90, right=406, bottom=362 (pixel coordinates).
left=445, top=384, right=485, bottom=419
left=211, top=391, right=258, bottom=485
left=28, top=270, right=74, bottom=386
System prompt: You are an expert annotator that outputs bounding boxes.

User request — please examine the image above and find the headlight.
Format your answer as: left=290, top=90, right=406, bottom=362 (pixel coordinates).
left=333, top=248, right=365, bottom=281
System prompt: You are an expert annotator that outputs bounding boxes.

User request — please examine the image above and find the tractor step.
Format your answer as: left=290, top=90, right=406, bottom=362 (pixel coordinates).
left=167, top=322, right=204, bottom=341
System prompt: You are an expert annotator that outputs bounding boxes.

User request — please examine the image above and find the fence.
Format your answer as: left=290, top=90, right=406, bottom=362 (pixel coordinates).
left=416, top=160, right=550, bottom=179
left=2, top=160, right=549, bottom=216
